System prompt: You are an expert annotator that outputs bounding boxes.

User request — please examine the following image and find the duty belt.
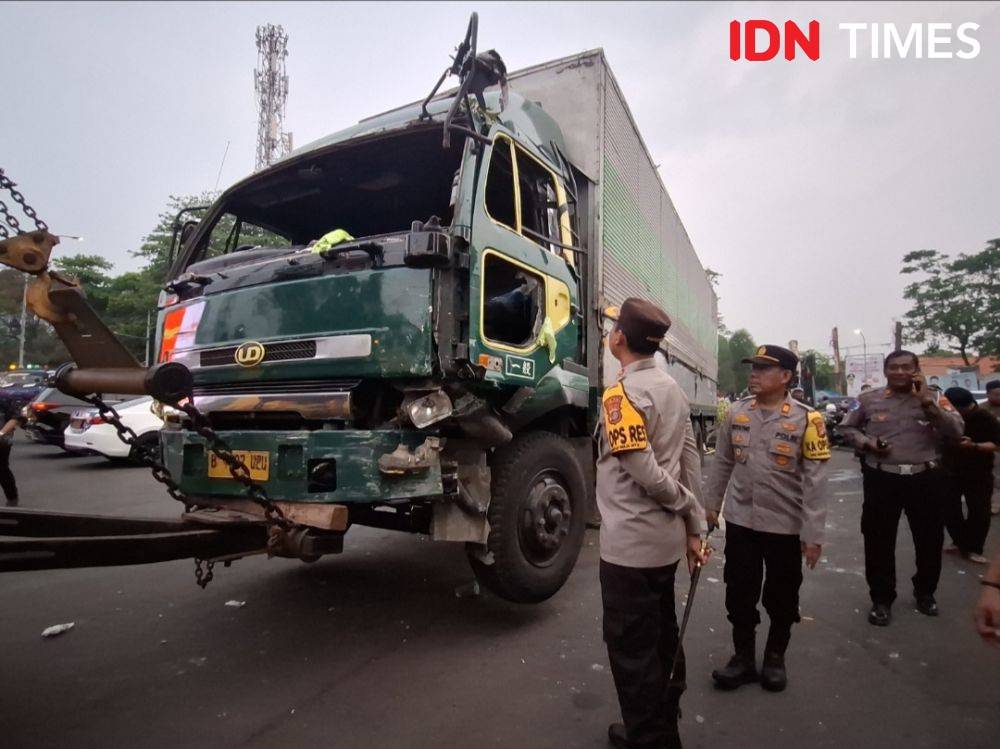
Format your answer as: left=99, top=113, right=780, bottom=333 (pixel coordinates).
left=864, top=456, right=939, bottom=475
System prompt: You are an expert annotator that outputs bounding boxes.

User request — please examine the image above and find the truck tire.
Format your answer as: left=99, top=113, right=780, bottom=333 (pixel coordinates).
left=467, top=431, right=587, bottom=603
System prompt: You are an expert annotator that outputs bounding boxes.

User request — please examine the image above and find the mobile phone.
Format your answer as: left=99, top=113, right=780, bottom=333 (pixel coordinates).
left=911, top=375, right=922, bottom=393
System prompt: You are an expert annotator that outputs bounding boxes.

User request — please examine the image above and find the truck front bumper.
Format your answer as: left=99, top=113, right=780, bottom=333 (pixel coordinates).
left=160, top=429, right=443, bottom=504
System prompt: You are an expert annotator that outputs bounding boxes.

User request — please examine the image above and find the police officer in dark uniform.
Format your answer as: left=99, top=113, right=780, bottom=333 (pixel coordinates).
left=0, top=399, right=23, bottom=505
left=839, top=350, right=963, bottom=625
left=597, top=298, right=708, bottom=749
left=704, top=345, right=830, bottom=692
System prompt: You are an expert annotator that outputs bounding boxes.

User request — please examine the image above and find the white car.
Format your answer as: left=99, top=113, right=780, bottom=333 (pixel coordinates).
left=64, top=396, right=163, bottom=463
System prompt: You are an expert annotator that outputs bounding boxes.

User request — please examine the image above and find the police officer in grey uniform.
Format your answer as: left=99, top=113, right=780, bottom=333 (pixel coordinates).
left=704, top=345, right=830, bottom=692
left=839, top=350, right=963, bottom=625
left=597, top=298, right=708, bottom=749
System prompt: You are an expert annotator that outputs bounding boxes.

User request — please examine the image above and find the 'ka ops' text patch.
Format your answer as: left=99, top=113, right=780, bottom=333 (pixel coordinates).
left=802, top=412, right=831, bottom=460
left=602, top=383, right=649, bottom=454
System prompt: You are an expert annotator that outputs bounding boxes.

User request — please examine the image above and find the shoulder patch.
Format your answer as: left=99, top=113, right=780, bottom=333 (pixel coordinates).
left=802, top=411, right=831, bottom=460
left=938, top=395, right=955, bottom=412
left=602, top=382, right=649, bottom=454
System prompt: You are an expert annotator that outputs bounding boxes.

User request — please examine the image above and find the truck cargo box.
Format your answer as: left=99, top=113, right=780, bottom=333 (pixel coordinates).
left=508, top=50, right=719, bottom=415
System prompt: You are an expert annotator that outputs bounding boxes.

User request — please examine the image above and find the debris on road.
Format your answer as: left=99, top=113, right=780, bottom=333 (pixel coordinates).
left=41, top=622, right=75, bottom=638
left=454, top=580, right=480, bottom=598
left=225, top=600, right=246, bottom=608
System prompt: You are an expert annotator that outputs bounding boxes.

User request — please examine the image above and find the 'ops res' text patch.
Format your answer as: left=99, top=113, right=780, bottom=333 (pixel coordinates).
left=602, top=382, right=649, bottom=454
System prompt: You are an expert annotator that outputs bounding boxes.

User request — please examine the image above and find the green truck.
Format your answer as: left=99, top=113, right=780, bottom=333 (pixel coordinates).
left=141, top=22, right=719, bottom=602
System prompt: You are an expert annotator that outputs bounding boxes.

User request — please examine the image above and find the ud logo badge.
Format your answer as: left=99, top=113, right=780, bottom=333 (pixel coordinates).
left=235, top=341, right=266, bottom=367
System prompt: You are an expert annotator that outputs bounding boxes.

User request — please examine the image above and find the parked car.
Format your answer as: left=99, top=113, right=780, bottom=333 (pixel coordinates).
left=23, top=387, right=129, bottom=449
left=64, top=396, right=164, bottom=463
left=0, top=370, right=50, bottom=413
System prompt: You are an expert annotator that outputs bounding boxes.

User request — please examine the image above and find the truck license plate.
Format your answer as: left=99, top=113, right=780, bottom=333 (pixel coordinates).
left=208, top=450, right=270, bottom=481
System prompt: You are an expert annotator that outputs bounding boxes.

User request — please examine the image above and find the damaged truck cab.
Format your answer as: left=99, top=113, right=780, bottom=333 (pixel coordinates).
left=158, top=82, right=590, bottom=602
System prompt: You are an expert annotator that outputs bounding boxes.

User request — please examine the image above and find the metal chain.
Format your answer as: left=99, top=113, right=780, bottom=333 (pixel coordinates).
left=194, top=558, right=215, bottom=589
left=176, top=402, right=290, bottom=528
left=0, top=168, right=48, bottom=233
left=80, top=394, right=290, bottom=587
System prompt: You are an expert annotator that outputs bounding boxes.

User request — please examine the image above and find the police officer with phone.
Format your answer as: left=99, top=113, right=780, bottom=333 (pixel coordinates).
left=839, top=350, right=963, bottom=625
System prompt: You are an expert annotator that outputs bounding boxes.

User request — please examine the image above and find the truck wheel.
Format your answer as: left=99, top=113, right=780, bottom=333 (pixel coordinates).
left=467, top=431, right=586, bottom=603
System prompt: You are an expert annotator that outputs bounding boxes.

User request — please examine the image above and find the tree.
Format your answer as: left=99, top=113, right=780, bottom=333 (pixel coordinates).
left=717, top=328, right=756, bottom=395
left=133, top=192, right=217, bottom=279
left=901, top=241, right=1000, bottom=364
left=705, top=267, right=726, bottom=332
left=53, top=254, right=114, bottom=314
left=801, top=349, right=836, bottom=391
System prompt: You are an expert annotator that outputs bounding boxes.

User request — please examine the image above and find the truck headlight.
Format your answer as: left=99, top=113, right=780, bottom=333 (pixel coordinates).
left=404, top=390, right=453, bottom=429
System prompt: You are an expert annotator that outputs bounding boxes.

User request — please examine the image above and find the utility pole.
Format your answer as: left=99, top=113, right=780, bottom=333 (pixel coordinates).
left=831, top=327, right=844, bottom=395
left=17, top=273, right=27, bottom=368
left=254, top=24, right=293, bottom=170
left=893, top=320, right=903, bottom=350
left=144, top=310, right=152, bottom=367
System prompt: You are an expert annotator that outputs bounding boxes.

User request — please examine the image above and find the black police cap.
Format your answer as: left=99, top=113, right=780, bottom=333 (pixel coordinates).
left=616, top=297, right=672, bottom=345
left=742, top=344, right=798, bottom=371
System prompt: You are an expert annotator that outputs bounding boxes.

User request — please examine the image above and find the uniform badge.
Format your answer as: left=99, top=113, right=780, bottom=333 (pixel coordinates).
left=780, top=403, right=791, bottom=416
left=812, top=418, right=827, bottom=438
left=756, top=346, right=767, bottom=356
left=604, top=395, right=624, bottom=425
left=735, top=414, right=751, bottom=424
left=780, top=421, right=797, bottom=432
left=774, top=455, right=790, bottom=466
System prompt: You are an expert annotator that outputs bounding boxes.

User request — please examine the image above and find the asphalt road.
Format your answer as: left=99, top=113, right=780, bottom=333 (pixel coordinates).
left=1, top=438, right=997, bottom=748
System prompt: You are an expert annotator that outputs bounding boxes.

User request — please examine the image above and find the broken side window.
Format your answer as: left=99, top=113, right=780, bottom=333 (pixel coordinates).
left=482, top=253, right=544, bottom=348
left=515, top=146, right=561, bottom=254
left=484, top=137, right=517, bottom=230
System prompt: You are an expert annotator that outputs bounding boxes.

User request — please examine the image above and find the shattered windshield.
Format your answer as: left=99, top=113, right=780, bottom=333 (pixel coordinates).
left=185, top=127, right=466, bottom=270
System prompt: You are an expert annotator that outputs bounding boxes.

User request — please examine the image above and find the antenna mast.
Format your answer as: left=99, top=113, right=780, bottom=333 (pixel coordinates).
left=254, top=24, right=293, bottom=170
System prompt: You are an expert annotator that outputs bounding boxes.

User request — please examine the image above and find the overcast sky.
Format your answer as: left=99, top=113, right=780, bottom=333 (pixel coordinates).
left=3, top=1, right=998, bottom=357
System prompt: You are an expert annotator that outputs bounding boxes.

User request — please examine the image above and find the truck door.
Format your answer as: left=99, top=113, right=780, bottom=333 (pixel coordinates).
left=470, top=131, right=578, bottom=385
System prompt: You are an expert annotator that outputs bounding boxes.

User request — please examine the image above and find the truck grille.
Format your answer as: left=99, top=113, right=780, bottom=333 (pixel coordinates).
left=192, top=379, right=360, bottom=396
left=199, top=340, right=317, bottom=367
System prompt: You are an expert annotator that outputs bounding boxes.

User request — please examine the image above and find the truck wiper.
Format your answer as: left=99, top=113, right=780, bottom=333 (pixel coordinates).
left=163, top=272, right=213, bottom=294
left=318, top=240, right=385, bottom=267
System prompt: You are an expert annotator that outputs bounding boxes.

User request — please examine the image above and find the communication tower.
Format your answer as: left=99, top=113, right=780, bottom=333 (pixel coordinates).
left=254, top=24, right=293, bottom=170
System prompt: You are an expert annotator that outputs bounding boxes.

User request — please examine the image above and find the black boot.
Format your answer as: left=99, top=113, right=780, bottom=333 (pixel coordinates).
left=868, top=603, right=891, bottom=626
left=712, top=630, right=757, bottom=690
left=915, top=595, right=938, bottom=617
left=607, top=723, right=631, bottom=749
left=760, top=651, right=787, bottom=692
left=664, top=690, right=683, bottom=749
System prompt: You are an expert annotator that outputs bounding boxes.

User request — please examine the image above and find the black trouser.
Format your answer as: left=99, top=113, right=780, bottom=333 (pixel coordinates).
left=0, top=438, right=16, bottom=501
left=861, top=467, right=945, bottom=605
left=722, top=522, right=802, bottom=656
left=944, top=472, right=993, bottom=556
left=601, top=559, right=684, bottom=749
